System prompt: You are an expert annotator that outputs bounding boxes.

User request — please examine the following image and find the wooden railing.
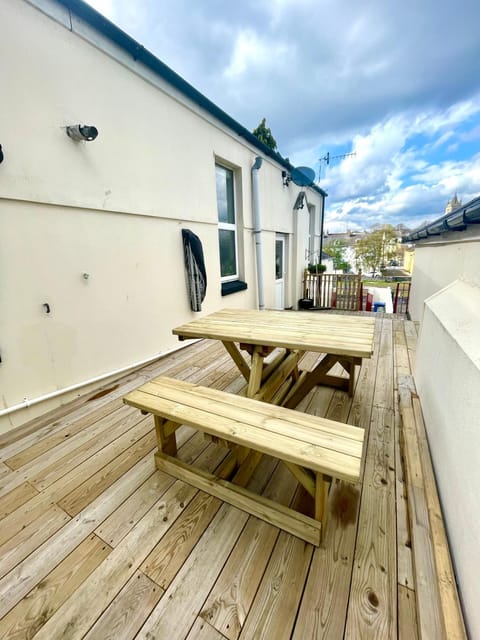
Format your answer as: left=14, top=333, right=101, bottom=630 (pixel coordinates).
left=302, top=271, right=362, bottom=310
left=302, top=271, right=411, bottom=314
left=393, top=281, right=411, bottom=315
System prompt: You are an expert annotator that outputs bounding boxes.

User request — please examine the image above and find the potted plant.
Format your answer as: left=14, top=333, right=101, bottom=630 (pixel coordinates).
left=307, top=263, right=326, bottom=274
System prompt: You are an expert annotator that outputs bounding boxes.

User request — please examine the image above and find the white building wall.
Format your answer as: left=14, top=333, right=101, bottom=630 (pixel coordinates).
left=0, top=0, right=323, bottom=432
left=415, top=279, right=480, bottom=638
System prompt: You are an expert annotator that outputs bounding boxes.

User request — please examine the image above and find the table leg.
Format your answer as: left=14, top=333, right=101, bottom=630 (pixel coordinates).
left=315, top=473, right=332, bottom=542
left=222, top=340, right=250, bottom=381
left=283, top=354, right=361, bottom=408
left=247, top=346, right=265, bottom=397
left=254, top=350, right=303, bottom=403
left=154, top=416, right=178, bottom=456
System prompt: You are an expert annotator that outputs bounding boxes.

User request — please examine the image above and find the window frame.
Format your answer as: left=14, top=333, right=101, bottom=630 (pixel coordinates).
left=215, top=163, right=239, bottom=283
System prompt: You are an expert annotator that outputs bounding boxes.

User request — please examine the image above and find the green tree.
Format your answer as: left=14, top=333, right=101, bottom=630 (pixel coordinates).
left=355, top=224, right=398, bottom=276
left=324, top=240, right=350, bottom=273
left=252, top=118, right=277, bottom=151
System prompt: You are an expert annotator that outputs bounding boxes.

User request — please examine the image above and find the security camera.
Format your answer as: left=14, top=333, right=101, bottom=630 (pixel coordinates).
left=66, top=125, right=99, bottom=141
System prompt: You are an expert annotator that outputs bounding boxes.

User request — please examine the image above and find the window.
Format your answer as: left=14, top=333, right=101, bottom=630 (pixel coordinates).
left=216, top=164, right=238, bottom=280
left=215, top=162, right=247, bottom=295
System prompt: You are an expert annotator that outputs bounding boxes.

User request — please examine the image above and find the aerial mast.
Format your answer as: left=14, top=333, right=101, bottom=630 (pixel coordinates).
left=318, top=151, right=356, bottom=183
left=317, top=150, right=356, bottom=266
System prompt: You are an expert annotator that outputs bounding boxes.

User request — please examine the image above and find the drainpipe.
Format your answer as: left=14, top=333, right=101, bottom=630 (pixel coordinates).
left=319, top=195, right=326, bottom=265
left=251, top=156, right=264, bottom=309
left=0, top=341, right=200, bottom=418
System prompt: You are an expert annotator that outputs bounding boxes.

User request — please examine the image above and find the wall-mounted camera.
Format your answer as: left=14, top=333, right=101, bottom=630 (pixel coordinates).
left=66, top=125, right=99, bottom=142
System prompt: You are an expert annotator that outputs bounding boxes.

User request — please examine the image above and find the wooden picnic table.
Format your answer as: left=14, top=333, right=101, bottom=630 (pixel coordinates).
left=123, top=308, right=374, bottom=545
left=173, top=308, right=375, bottom=406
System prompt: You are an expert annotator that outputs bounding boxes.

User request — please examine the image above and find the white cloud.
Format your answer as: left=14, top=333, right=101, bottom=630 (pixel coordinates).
left=223, top=30, right=292, bottom=78
left=321, top=104, right=480, bottom=231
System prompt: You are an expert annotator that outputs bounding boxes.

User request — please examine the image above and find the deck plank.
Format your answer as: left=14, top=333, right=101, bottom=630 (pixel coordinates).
left=0, top=504, right=70, bottom=580
left=0, top=534, right=111, bottom=640
left=412, top=396, right=467, bottom=640
left=199, top=461, right=295, bottom=639
left=398, top=585, right=419, bottom=640
left=393, top=322, right=415, bottom=590
left=186, top=618, right=229, bottom=640
left=0, top=481, right=38, bottom=520
left=82, top=571, right=163, bottom=640
left=0, top=410, right=151, bottom=499
left=32, top=481, right=199, bottom=640
left=344, top=319, right=397, bottom=639
left=57, top=431, right=157, bottom=516
left=237, top=531, right=313, bottom=640
left=136, top=504, right=249, bottom=640
left=0, top=453, right=157, bottom=618
left=4, top=402, right=132, bottom=471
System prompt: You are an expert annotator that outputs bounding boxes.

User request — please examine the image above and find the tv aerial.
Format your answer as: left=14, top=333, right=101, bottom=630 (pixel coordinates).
left=318, top=151, right=356, bottom=182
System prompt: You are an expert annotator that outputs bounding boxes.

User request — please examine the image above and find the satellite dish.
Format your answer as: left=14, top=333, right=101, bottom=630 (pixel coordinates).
left=290, top=166, right=316, bottom=186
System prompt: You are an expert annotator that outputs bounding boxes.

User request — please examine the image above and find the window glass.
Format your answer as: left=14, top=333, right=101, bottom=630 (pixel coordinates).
left=219, top=229, right=237, bottom=277
left=216, top=166, right=235, bottom=224
left=216, top=163, right=238, bottom=281
left=275, top=239, right=283, bottom=280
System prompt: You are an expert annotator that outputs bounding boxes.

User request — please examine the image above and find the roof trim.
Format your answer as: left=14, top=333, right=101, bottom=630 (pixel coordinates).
left=53, top=0, right=327, bottom=198
left=404, top=195, right=480, bottom=242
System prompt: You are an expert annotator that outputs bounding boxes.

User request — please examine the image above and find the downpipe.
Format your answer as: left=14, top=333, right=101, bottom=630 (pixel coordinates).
left=251, top=156, right=265, bottom=310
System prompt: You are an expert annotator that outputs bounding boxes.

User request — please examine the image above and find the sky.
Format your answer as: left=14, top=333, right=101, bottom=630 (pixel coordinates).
left=87, top=0, right=480, bottom=232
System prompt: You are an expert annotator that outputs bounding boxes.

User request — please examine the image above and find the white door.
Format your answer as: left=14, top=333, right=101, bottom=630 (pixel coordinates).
left=275, top=235, right=286, bottom=309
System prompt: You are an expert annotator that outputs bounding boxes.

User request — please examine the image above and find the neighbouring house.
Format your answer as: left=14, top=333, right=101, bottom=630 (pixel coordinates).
left=404, top=194, right=480, bottom=638
left=402, top=245, right=415, bottom=273
left=0, top=0, right=326, bottom=433
left=322, top=230, right=367, bottom=273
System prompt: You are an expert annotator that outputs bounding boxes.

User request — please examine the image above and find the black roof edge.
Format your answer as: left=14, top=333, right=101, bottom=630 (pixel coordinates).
left=54, top=0, right=327, bottom=198
left=403, top=194, right=480, bottom=242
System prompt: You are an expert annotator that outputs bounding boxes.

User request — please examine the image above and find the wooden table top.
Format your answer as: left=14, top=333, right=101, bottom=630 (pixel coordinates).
left=173, top=308, right=375, bottom=358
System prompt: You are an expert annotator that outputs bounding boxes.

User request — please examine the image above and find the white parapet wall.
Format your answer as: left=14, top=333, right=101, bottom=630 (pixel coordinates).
left=408, top=228, right=480, bottom=322
left=414, top=278, right=480, bottom=638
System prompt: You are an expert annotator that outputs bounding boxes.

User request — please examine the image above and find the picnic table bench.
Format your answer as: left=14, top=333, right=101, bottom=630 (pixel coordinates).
left=123, top=376, right=365, bottom=546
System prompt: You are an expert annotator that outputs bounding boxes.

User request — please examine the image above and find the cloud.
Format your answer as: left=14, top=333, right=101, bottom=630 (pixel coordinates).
left=321, top=101, right=480, bottom=230
left=223, top=30, right=292, bottom=78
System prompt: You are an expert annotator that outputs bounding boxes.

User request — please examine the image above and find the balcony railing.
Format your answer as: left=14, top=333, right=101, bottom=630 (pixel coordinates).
left=302, top=270, right=411, bottom=314
left=302, top=271, right=362, bottom=310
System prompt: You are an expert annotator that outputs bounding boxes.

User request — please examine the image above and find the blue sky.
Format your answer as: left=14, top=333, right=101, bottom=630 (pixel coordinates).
left=88, top=0, right=480, bottom=231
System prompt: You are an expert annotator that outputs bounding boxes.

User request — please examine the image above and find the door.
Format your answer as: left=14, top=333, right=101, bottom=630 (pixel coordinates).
left=275, top=235, right=286, bottom=309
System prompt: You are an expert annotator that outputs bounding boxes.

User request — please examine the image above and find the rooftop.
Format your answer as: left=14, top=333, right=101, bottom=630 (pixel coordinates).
left=404, top=194, right=480, bottom=242
left=0, top=314, right=465, bottom=638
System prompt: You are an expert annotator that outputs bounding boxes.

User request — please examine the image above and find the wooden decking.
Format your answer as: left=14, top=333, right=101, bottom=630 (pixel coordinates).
left=0, top=315, right=464, bottom=639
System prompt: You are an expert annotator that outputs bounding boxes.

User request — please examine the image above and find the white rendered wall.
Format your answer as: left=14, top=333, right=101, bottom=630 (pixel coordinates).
left=0, top=0, right=323, bottom=432
left=408, top=229, right=480, bottom=321
left=415, top=279, right=480, bottom=638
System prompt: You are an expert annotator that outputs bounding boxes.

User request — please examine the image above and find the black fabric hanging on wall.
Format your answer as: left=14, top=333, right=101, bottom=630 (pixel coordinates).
left=182, top=229, right=207, bottom=312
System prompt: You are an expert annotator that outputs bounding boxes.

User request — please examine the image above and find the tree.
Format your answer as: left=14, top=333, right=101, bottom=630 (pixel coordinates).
left=324, top=240, right=350, bottom=273
left=355, top=224, right=398, bottom=276
left=252, top=118, right=277, bottom=151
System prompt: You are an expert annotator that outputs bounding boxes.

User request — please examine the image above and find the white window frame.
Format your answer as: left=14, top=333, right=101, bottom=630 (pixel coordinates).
left=216, top=163, right=239, bottom=282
